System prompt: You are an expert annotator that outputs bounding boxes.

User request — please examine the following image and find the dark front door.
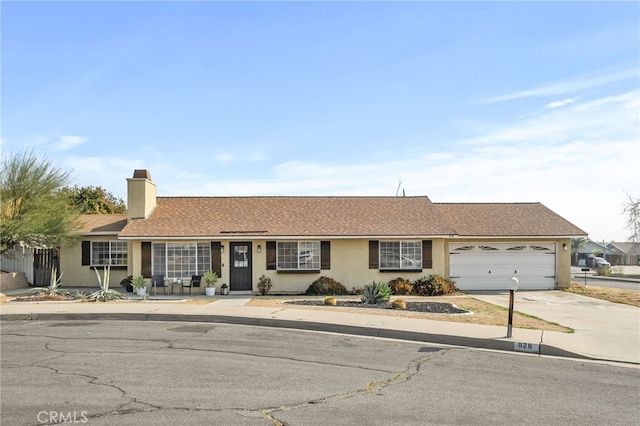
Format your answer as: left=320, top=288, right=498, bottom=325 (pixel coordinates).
left=230, top=242, right=252, bottom=291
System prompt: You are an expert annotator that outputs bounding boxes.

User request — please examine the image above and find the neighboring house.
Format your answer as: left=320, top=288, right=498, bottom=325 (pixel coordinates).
left=575, top=240, right=612, bottom=267
left=59, top=170, right=587, bottom=292
left=608, top=242, right=640, bottom=266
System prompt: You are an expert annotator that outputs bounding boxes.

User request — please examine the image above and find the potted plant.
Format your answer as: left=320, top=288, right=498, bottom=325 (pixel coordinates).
left=203, top=271, right=218, bottom=296
left=120, top=276, right=134, bottom=293
left=131, top=275, right=147, bottom=296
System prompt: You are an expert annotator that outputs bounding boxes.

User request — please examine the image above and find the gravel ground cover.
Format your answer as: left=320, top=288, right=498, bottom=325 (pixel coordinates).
left=285, top=299, right=469, bottom=314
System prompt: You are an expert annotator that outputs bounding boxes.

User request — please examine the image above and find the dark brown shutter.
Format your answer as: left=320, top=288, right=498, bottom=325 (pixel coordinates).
left=422, top=240, right=433, bottom=269
left=81, top=241, right=91, bottom=265
left=141, top=242, right=151, bottom=277
left=211, top=242, right=222, bottom=277
left=321, top=241, right=331, bottom=270
left=266, top=241, right=277, bottom=270
left=369, top=240, right=379, bottom=269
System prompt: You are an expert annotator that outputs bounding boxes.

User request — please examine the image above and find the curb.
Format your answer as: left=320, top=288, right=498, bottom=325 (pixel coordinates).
left=0, top=312, right=593, bottom=362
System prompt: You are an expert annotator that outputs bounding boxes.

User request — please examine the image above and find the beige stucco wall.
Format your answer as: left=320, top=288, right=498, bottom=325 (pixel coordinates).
left=556, top=238, right=572, bottom=289
left=123, top=238, right=445, bottom=294
left=127, top=177, right=156, bottom=220
left=59, top=236, right=129, bottom=288
left=63, top=236, right=573, bottom=292
left=247, top=238, right=445, bottom=294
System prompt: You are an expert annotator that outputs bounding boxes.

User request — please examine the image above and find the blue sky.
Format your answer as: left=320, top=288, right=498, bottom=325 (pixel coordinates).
left=2, top=1, right=638, bottom=242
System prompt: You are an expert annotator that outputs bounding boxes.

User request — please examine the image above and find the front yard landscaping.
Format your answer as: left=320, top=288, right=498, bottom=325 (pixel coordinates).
left=247, top=296, right=573, bottom=333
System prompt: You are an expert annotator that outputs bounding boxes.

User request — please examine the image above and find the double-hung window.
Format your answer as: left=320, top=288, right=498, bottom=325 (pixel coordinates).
left=277, top=241, right=320, bottom=271
left=152, top=242, right=211, bottom=279
left=91, top=241, right=128, bottom=266
left=379, top=241, right=422, bottom=270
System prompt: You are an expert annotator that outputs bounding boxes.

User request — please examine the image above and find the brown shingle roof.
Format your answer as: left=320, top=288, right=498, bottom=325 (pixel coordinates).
left=118, top=196, right=456, bottom=238
left=434, top=203, right=587, bottom=237
left=610, top=242, right=640, bottom=255
left=78, top=214, right=128, bottom=234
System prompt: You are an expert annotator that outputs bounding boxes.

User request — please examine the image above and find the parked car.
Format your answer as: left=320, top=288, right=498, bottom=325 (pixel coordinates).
left=586, top=255, right=610, bottom=268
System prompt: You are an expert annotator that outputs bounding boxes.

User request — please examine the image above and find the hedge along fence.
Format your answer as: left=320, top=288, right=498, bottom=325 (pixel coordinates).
left=0, top=272, right=30, bottom=292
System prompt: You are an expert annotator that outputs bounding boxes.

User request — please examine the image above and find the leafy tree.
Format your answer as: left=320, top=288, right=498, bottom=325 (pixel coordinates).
left=571, top=237, right=588, bottom=265
left=59, top=185, right=126, bottom=214
left=622, top=194, right=639, bottom=242
left=0, top=151, right=80, bottom=253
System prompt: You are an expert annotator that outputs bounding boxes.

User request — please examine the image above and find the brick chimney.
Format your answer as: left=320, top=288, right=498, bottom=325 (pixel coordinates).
left=127, top=169, right=157, bottom=220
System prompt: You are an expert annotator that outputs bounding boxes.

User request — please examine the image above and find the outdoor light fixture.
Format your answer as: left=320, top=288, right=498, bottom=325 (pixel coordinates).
left=220, top=245, right=224, bottom=254
left=257, top=245, right=262, bottom=253
left=563, top=243, right=568, bottom=251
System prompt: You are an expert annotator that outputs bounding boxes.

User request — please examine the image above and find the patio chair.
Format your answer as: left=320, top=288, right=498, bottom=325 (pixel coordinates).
left=151, top=274, right=168, bottom=296
left=190, top=275, right=202, bottom=295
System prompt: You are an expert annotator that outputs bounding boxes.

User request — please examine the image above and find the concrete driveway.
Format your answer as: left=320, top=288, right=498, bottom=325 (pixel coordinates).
left=472, top=291, right=640, bottom=364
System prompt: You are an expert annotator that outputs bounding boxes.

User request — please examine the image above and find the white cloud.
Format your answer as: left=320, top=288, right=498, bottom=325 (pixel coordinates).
left=214, top=150, right=268, bottom=163
left=54, top=135, right=87, bottom=151
left=545, top=98, right=578, bottom=109
left=482, top=67, right=638, bottom=104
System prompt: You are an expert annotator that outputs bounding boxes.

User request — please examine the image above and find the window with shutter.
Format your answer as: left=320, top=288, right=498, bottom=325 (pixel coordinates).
left=211, top=242, right=222, bottom=277
left=369, top=240, right=379, bottom=269
left=266, top=241, right=277, bottom=270
left=321, top=241, right=330, bottom=270
left=422, top=240, right=433, bottom=269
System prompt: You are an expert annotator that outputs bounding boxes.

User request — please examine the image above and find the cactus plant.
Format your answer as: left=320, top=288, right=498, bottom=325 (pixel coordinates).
left=361, top=281, right=392, bottom=304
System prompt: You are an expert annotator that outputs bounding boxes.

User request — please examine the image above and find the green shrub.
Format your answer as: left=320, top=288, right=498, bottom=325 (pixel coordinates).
left=257, top=274, right=273, bottom=295
left=120, top=275, right=133, bottom=287
left=596, top=266, right=611, bottom=277
left=388, top=277, right=413, bottom=295
left=305, top=276, right=348, bottom=295
left=412, top=275, right=458, bottom=296
left=361, top=281, right=392, bottom=304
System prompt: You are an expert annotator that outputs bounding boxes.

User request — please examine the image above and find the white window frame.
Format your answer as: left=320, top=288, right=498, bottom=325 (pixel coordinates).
left=277, top=241, right=321, bottom=271
left=152, top=242, right=211, bottom=279
left=90, top=240, right=128, bottom=266
left=379, top=241, right=422, bottom=270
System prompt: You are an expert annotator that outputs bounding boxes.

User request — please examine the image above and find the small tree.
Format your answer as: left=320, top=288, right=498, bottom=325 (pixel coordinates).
left=571, top=237, right=588, bottom=266
left=0, top=151, right=80, bottom=253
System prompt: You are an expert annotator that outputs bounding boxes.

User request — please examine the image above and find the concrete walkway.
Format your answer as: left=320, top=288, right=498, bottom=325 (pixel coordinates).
left=1, top=289, right=638, bottom=365
left=473, top=291, right=640, bottom=364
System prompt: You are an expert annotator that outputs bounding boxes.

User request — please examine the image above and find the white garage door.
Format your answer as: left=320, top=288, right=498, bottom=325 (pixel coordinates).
left=449, top=242, right=556, bottom=291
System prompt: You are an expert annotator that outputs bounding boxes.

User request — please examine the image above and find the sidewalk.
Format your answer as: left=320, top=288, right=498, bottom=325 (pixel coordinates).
left=1, top=289, right=638, bottom=365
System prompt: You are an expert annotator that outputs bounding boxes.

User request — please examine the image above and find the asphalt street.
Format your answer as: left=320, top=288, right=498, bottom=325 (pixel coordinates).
left=2, top=320, right=638, bottom=425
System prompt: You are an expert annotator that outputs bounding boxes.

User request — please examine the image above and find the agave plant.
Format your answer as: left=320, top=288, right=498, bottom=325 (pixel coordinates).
left=88, top=266, right=126, bottom=302
left=361, top=281, right=392, bottom=305
left=37, top=268, right=69, bottom=297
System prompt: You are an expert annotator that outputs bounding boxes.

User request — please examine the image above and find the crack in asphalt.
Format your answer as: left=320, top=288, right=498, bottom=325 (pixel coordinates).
left=4, top=331, right=396, bottom=373
left=3, top=325, right=446, bottom=424
left=261, top=350, right=446, bottom=425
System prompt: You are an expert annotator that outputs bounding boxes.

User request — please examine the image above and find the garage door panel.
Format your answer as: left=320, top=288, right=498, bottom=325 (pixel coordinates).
left=449, top=243, right=556, bottom=291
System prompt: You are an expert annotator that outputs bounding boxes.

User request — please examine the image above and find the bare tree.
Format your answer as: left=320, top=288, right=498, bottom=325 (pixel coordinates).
left=623, top=193, right=639, bottom=242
